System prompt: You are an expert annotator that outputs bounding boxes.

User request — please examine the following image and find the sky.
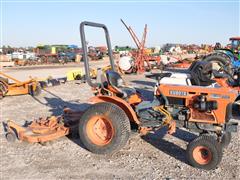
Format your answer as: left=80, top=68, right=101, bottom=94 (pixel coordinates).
left=0, top=0, right=239, bottom=47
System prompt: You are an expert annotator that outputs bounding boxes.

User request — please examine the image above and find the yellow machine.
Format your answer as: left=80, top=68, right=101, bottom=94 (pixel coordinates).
left=66, top=69, right=84, bottom=81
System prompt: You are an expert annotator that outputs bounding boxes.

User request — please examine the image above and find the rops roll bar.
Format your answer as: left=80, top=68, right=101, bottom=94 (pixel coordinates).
left=80, top=21, right=115, bottom=88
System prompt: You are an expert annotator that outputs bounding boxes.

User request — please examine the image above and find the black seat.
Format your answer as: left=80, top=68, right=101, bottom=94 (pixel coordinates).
left=106, top=71, right=136, bottom=98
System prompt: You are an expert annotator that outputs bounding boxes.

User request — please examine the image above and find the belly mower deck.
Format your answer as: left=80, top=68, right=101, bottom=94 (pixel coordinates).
left=4, top=108, right=83, bottom=144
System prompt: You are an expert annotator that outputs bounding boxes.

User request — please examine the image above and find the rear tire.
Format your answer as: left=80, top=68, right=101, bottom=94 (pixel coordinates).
left=203, top=53, right=232, bottom=75
left=79, top=102, right=131, bottom=154
left=186, top=135, right=223, bottom=170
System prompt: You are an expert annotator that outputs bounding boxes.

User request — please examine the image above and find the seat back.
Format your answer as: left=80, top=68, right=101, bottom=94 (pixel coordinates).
left=106, top=71, right=124, bottom=88
left=105, top=71, right=125, bottom=97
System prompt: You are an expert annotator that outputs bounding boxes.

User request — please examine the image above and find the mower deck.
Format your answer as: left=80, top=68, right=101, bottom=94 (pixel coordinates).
left=4, top=108, right=83, bottom=144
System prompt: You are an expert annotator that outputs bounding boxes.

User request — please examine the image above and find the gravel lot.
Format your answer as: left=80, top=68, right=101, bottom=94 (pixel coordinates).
left=0, top=65, right=239, bottom=180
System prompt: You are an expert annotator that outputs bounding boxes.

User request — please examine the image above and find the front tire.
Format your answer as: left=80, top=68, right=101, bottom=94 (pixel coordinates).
left=79, top=102, right=131, bottom=154
left=186, top=135, right=223, bottom=170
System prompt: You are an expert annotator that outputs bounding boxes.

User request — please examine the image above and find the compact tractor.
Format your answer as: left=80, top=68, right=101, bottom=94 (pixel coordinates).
left=79, top=22, right=239, bottom=170
left=4, top=22, right=238, bottom=171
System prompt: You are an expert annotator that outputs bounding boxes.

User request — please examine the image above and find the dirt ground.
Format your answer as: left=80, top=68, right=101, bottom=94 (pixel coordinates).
left=0, top=64, right=239, bottom=180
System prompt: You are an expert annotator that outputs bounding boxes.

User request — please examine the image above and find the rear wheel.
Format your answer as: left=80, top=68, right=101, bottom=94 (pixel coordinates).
left=186, top=135, right=223, bottom=170
left=203, top=53, right=232, bottom=75
left=79, top=102, right=131, bottom=154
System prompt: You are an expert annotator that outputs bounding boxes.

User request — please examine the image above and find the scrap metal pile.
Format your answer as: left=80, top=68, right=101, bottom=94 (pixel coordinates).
left=0, top=44, right=109, bottom=67
left=117, top=20, right=216, bottom=74
left=118, top=19, right=161, bottom=73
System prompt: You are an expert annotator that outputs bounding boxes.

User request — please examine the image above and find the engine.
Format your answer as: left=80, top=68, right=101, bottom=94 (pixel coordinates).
left=193, top=95, right=218, bottom=112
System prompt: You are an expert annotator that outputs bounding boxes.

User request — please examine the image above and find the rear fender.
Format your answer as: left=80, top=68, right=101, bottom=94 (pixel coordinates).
left=89, top=95, right=140, bottom=124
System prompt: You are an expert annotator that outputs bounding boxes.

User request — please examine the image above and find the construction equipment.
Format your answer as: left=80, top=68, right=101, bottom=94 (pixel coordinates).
left=66, top=69, right=85, bottom=81
left=120, top=19, right=161, bottom=73
left=0, top=72, right=41, bottom=99
left=79, top=21, right=239, bottom=170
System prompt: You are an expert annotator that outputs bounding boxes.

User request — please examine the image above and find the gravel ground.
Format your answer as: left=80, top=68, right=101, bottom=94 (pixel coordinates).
left=0, top=67, right=239, bottom=180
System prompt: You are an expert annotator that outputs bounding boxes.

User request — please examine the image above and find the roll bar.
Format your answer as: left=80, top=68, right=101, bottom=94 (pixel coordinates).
left=80, top=21, right=115, bottom=88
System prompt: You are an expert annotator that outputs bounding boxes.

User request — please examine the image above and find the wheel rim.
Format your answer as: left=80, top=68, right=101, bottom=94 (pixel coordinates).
left=210, top=60, right=229, bottom=73
left=86, top=115, right=114, bottom=146
left=211, top=61, right=223, bottom=71
left=193, top=146, right=212, bottom=165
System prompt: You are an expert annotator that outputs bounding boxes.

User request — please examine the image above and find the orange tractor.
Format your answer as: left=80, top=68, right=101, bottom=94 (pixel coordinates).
left=4, top=22, right=239, bottom=170
left=79, top=21, right=239, bottom=170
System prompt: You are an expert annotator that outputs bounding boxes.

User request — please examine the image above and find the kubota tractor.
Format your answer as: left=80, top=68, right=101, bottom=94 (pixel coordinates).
left=79, top=21, right=239, bottom=170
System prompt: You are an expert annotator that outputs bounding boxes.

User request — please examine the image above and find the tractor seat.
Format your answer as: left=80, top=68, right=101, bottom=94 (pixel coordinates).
left=105, top=70, right=136, bottom=98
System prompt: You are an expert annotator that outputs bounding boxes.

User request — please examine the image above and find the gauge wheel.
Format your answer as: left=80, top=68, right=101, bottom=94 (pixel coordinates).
left=5, top=131, right=17, bottom=143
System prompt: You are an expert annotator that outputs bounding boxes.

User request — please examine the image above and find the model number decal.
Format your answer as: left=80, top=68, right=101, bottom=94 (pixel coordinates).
left=210, top=94, right=230, bottom=99
left=169, top=90, right=187, bottom=96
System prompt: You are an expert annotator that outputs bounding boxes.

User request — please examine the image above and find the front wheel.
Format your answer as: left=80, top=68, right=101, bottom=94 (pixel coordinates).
left=186, top=135, right=223, bottom=170
left=79, top=102, right=131, bottom=154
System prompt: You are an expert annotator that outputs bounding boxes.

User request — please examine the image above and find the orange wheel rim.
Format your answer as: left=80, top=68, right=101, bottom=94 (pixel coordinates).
left=193, top=146, right=212, bottom=165
left=86, top=115, right=114, bottom=146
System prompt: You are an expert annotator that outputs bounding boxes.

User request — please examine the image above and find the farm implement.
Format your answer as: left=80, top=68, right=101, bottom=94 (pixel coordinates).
left=0, top=72, right=41, bottom=99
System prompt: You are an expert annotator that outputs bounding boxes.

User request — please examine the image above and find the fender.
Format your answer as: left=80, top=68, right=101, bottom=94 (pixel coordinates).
left=89, top=95, right=140, bottom=124
left=215, top=50, right=240, bottom=68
